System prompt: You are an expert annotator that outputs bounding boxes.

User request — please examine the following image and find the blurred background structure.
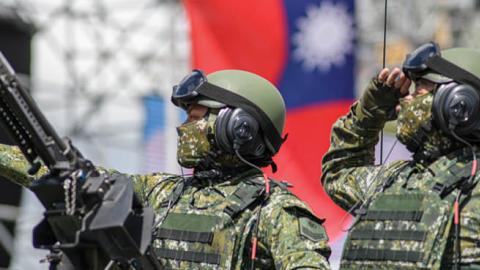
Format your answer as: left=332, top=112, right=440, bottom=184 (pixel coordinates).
left=0, top=0, right=479, bottom=269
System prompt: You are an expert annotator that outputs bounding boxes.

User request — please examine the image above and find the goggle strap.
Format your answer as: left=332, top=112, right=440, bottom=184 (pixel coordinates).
left=427, top=56, right=480, bottom=89
left=197, top=82, right=283, bottom=154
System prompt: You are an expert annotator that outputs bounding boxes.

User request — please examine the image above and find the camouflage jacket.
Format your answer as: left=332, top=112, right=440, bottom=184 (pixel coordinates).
left=321, top=79, right=480, bottom=268
left=0, top=144, right=331, bottom=270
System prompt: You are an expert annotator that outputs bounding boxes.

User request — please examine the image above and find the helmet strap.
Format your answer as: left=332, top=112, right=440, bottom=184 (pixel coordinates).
left=427, top=55, right=480, bottom=89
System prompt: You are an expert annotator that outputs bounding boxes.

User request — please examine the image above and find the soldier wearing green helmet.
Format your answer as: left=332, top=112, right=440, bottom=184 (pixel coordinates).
left=0, top=69, right=331, bottom=269
left=322, top=42, right=480, bottom=269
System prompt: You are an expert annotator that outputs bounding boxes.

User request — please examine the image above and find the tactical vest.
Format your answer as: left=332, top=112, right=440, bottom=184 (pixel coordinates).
left=151, top=177, right=275, bottom=270
left=341, top=154, right=476, bottom=270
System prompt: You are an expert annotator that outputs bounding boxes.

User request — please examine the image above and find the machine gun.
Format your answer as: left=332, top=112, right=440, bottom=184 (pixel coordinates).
left=0, top=52, right=162, bottom=270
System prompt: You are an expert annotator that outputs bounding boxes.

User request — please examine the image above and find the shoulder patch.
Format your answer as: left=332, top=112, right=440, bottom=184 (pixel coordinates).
left=298, top=216, right=328, bottom=242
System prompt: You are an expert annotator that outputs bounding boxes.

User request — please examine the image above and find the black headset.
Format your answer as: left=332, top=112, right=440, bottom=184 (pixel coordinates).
left=214, top=107, right=266, bottom=158
left=426, top=56, right=480, bottom=141
left=432, top=82, right=480, bottom=141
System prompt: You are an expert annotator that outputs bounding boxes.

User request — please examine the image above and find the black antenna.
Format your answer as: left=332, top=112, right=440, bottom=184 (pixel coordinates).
left=380, top=0, right=388, bottom=165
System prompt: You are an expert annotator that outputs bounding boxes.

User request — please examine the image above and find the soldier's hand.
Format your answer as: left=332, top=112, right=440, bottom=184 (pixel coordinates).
left=356, top=67, right=412, bottom=128
left=377, top=67, right=411, bottom=99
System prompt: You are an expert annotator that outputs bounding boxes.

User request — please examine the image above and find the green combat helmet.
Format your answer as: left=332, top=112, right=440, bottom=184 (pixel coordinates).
left=172, top=69, right=286, bottom=157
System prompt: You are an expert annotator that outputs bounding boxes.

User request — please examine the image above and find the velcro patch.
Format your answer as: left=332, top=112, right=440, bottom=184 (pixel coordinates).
left=299, top=216, right=328, bottom=242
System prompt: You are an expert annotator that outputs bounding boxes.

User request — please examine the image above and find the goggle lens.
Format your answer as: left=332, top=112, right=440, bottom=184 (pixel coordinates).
left=402, top=42, right=441, bottom=80
left=171, top=69, right=207, bottom=108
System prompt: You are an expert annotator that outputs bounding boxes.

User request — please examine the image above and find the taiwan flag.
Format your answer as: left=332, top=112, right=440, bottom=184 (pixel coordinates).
left=143, top=95, right=167, bottom=173
left=183, top=0, right=355, bottom=259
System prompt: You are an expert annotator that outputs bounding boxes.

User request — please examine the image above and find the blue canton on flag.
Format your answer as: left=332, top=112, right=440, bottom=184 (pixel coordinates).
left=143, top=94, right=167, bottom=173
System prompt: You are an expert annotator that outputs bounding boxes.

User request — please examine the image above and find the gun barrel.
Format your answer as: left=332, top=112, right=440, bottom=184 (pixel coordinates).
left=0, top=52, right=71, bottom=173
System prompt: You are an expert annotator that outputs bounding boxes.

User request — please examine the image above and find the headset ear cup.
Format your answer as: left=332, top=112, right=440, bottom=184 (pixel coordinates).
left=215, top=107, right=234, bottom=153
left=433, top=82, right=480, bottom=137
left=227, top=108, right=259, bottom=148
left=450, top=84, right=480, bottom=136
left=432, top=83, right=451, bottom=134
left=214, top=107, right=265, bottom=157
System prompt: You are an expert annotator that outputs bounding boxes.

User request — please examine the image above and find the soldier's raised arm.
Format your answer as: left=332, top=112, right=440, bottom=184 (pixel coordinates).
left=0, top=144, right=47, bottom=187
left=321, top=67, right=411, bottom=211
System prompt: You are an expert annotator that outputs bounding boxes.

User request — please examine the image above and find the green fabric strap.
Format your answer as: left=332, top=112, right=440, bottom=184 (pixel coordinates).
left=370, top=194, right=424, bottom=211
left=157, top=213, right=219, bottom=243
left=160, top=212, right=219, bottom=232
left=443, top=263, right=480, bottom=270
left=349, top=229, right=427, bottom=241
left=344, top=247, right=423, bottom=262
left=155, top=248, right=221, bottom=265
left=155, top=228, right=214, bottom=244
left=361, top=210, right=423, bottom=221
left=223, top=182, right=263, bottom=218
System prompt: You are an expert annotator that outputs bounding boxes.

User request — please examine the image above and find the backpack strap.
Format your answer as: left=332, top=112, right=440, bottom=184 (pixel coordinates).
left=158, top=177, right=190, bottom=208
left=223, top=181, right=264, bottom=219
left=247, top=176, right=292, bottom=190
left=430, top=157, right=478, bottom=198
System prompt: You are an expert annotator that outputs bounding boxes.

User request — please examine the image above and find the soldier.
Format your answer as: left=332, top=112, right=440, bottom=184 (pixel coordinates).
left=322, top=42, right=480, bottom=269
left=0, top=69, right=331, bottom=269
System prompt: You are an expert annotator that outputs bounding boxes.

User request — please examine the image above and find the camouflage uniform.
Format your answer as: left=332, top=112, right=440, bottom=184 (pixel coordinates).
left=0, top=144, right=331, bottom=269
left=322, top=79, right=480, bottom=269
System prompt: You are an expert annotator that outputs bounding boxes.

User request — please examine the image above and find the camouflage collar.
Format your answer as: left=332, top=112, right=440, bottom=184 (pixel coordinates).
left=216, top=168, right=261, bottom=186
left=193, top=168, right=261, bottom=187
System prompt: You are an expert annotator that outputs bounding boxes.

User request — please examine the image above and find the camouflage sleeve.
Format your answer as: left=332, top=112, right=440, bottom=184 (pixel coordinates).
left=257, top=191, right=331, bottom=270
left=0, top=143, right=48, bottom=187
left=321, top=79, right=399, bottom=211
left=0, top=142, right=179, bottom=204
left=126, top=172, right=180, bottom=208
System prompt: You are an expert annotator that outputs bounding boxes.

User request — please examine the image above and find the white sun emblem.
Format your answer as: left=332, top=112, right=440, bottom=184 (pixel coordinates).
left=292, top=2, right=354, bottom=72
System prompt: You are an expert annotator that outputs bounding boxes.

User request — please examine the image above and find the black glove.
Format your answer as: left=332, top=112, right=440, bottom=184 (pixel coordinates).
left=355, top=78, right=403, bottom=129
